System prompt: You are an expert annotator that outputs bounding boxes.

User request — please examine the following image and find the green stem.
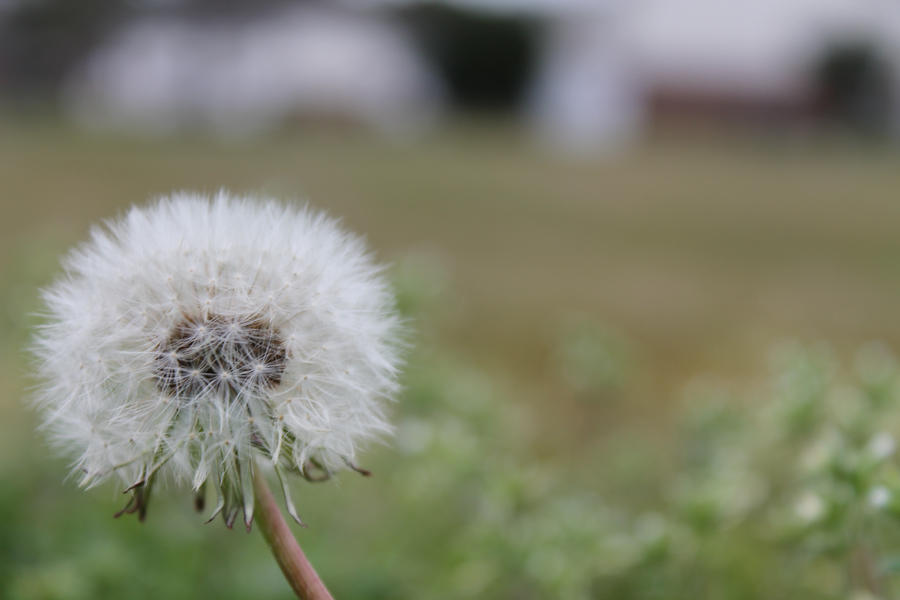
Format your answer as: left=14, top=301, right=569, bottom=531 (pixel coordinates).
left=252, top=467, right=334, bottom=600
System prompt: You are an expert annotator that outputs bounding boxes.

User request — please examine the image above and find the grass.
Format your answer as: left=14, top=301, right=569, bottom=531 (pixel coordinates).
left=2, top=119, right=900, bottom=598
left=5, top=121, right=900, bottom=435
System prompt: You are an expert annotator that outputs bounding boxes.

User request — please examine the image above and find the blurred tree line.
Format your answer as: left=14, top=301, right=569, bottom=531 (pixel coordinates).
left=1, top=0, right=891, bottom=135
left=0, top=0, right=542, bottom=114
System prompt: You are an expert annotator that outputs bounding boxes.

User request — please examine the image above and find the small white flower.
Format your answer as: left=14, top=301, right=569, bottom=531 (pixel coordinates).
left=869, top=486, right=892, bottom=509
left=32, top=191, right=403, bottom=528
left=794, top=492, right=826, bottom=523
left=867, top=432, right=896, bottom=461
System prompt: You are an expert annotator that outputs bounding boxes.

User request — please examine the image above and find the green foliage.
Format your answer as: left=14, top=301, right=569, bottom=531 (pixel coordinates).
left=5, top=249, right=900, bottom=599
left=664, top=342, right=900, bottom=598
left=554, top=317, right=634, bottom=400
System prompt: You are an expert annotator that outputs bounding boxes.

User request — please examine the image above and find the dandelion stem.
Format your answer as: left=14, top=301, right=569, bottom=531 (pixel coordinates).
left=252, top=467, right=333, bottom=600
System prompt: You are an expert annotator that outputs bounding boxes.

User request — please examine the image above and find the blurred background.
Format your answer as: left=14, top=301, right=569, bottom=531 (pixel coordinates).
left=4, top=0, right=900, bottom=598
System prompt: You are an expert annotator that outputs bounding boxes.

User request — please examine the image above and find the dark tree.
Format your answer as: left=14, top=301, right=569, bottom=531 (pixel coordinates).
left=395, top=3, right=543, bottom=112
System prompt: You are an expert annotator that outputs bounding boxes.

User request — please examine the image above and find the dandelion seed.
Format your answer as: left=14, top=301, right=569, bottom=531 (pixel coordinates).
left=31, top=191, right=403, bottom=530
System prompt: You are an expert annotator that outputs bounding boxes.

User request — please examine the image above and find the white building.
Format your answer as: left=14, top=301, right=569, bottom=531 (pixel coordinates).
left=64, top=6, right=445, bottom=136
left=528, top=0, right=900, bottom=150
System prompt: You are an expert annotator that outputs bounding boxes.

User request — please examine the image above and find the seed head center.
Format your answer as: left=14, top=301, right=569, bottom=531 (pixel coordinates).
left=154, top=313, right=287, bottom=399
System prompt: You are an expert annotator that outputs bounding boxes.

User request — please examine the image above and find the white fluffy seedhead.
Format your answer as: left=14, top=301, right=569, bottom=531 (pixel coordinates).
left=32, top=191, right=402, bottom=528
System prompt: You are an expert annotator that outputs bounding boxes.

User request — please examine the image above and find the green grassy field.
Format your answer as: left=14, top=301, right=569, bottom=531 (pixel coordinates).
left=3, top=121, right=900, bottom=598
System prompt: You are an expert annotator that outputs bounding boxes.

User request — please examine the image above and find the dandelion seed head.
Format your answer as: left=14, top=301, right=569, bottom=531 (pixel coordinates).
left=32, top=191, right=403, bottom=526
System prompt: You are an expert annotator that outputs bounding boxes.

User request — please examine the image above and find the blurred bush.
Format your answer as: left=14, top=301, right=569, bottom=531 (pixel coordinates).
left=553, top=316, right=634, bottom=401
left=814, top=41, right=894, bottom=136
